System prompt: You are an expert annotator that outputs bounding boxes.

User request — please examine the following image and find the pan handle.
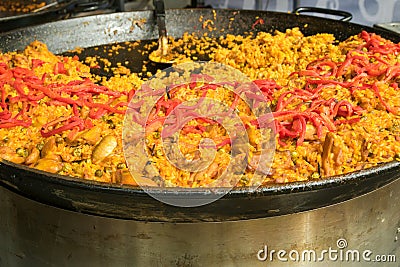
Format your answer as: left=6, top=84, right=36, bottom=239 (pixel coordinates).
left=293, top=7, right=353, bottom=22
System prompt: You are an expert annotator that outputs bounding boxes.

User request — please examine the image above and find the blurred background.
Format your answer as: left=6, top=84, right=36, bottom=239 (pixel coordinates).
left=71, top=0, right=400, bottom=26
left=199, top=0, right=400, bottom=26
left=0, top=0, right=399, bottom=32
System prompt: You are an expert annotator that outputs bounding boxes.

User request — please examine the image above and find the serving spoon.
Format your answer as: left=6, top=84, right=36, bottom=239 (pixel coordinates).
left=148, top=0, right=177, bottom=64
left=32, top=0, right=65, bottom=13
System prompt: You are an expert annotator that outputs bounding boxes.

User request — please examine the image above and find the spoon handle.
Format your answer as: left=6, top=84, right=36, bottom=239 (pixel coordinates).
left=153, top=0, right=167, bottom=38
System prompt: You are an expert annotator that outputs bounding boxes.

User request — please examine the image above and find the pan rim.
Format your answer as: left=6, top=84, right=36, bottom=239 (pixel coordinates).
left=0, top=9, right=399, bottom=220
left=0, top=8, right=399, bottom=197
left=1, top=159, right=399, bottom=196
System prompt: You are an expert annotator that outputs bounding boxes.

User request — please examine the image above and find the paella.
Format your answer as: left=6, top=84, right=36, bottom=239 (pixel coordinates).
left=0, top=27, right=399, bottom=187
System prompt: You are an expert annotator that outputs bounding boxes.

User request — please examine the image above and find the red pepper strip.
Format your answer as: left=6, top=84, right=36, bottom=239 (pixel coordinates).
left=154, top=97, right=165, bottom=115
left=66, top=126, right=80, bottom=141
left=0, top=70, right=13, bottom=83
left=275, top=126, right=298, bottom=145
left=336, top=52, right=354, bottom=77
left=307, top=113, right=324, bottom=138
left=0, top=64, right=130, bottom=137
left=40, top=116, right=85, bottom=138
left=351, top=54, right=369, bottom=64
left=131, top=111, right=150, bottom=127
left=127, top=88, right=135, bottom=103
left=307, top=99, right=323, bottom=112
left=28, top=82, right=63, bottom=100
left=275, top=91, right=316, bottom=112
left=360, top=62, right=387, bottom=77
left=333, top=100, right=355, bottom=117
left=0, top=120, right=31, bottom=128
left=271, top=110, right=298, bottom=120
left=197, top=125, right=206, bottom=132
left=277, top=138, right=289, bottom=147
left=0, top=110, right=12, bottom=120
left=54, top=62, right=67, bottom=75
left=77, top=84, right=123, bottom=97
left=181, top=125, right=206, bottom=135
left=162, top=109, right=207, bottom=138
left=113, top=102, right=128, bottom=109
left=146, top=116, right=166, bottom=128
left=8, top=96, right=37, bottom=106
left=278, top=123, right=300, bottom=138
left=72, top=104, right=79, bottom=116
left=0, top=102, right=32, bottom=129
left=297, top=116, right=307, bottom=145
left=216, top=138, right=231, bottom=148
left=270, top=112, right=302, bottom=143
left=371, top=55, right=390, bottom=66
left=84, top=119, right=93, bottom=128
left=51, top=80, right=123, bottom=97
left=13, top=79, right=29, bottom=98
left=251, top=113, right=274, bottom=129
left=165, top=83, right=188, bottom=97
left=162, top=116, right=195, bottom=138
left=196, top=117, right=214, bottom=124
left=94, top=96, right=118, bottom=119
left=89, top=108, right=107, bottom=119
left=142, top=88, right=165, bottom=97
left=171, top=90, right=207, bottom=115
left=229, top=93, right=240, bottom=111
left=360, top=30, right=371, bottom=42
left=0, top=63, right=8, bottom=73
left=198, top=83, right=219, bottom=91
left=244, top=91, right=266, bottom=104
left=84, top=100, right=125, bottom=116
left=361, top=31, right=400, bottom=55
left=15, top=102, right=30, bottom=121
left=295, top=88, right=316, bottom=97
left=127, top=99, right=144, bottom=109
left=307, top=61, right=338, bottom=77
left=27, top=92, right=45, bottom=102
left=146, top=107, right=159, bottom=124
left=190, top=74, right=215, bottom=83
left=273, top=109, right=337, bottom=144
left=41, top=73, right=47, bottom=82
left=12, top=78, right=47, bottom=102
left=253, top=79, right=281, bottom=102
left=251, top=18, right=264, bottom=29
left=253, top=79, right=281, bottom=89
left=275, top=91, right=291, bottom=111
left=0, top=83, right=8, bottom=109
left=41, top=116, right=68, bottom=130
left=384, top=64, right=400, bottom=83
left=371, top=83, right=397, bottom=114
left=12, top=67, right=36, bottom=79
left=189, top=81, right=197, bottom=89
left=156, top=98, right=181, bottom=116
left=319, top=113, right=336, bottom=131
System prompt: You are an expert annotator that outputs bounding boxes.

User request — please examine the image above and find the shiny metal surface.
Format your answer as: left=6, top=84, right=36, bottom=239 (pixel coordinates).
left=0, top=179, right=399, bottom=267
left=374, top=22, right=400, bottom=34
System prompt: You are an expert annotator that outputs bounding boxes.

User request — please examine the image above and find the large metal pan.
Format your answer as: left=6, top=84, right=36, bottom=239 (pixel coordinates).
left=0, top=0, right=78, bottom=33
left=0, top=8, right=399, bottom=222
